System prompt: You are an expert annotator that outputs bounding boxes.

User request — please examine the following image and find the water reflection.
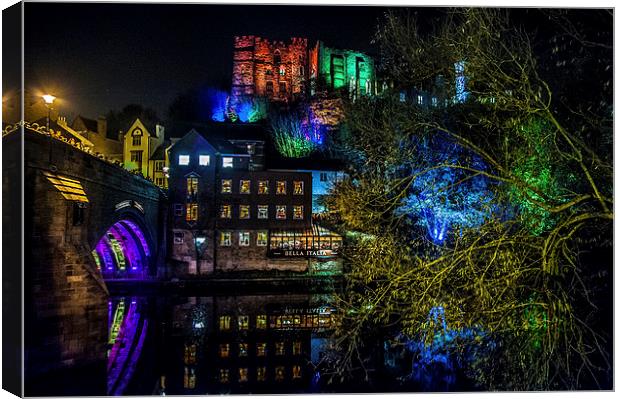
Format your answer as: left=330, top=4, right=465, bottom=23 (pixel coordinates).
left=109, top=293, right=338, bottom=395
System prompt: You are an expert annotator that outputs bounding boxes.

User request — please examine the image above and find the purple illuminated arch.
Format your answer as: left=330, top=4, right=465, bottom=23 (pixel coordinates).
left=94, top=218, right=151, bottom=280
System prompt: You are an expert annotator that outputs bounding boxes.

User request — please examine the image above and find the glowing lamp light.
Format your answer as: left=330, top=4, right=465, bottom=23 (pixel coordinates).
left=42, top=94, right=56, bottom=105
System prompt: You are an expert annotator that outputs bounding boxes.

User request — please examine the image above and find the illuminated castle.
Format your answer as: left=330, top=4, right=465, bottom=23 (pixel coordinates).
left=231, top=35, right=377, bottom=104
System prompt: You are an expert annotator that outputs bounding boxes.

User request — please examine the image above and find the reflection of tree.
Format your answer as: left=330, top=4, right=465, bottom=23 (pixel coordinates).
left=327, top=9, right=612, bottom=390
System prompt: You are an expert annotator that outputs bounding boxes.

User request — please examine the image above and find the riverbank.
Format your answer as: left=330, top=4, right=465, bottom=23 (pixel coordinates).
left=106, top=272, right=343, bottom=295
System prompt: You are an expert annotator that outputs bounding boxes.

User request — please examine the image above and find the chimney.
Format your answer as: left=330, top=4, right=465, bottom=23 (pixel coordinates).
left=97, top=116, right=107, bottom=137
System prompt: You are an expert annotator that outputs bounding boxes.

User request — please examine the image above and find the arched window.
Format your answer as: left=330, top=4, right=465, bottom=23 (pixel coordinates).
left=273, top=50, right=281, bottom=65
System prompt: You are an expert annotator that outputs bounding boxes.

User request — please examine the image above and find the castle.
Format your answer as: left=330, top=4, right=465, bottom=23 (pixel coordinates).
left=231, top=35, right=377, bottom=104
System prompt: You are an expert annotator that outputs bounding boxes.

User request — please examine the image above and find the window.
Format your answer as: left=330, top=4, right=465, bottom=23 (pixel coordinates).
left=266, top=69, right=272, bottom=76
left=258, top=180, right=269, bottom=194
left=279, top=82, right=286, bottom=95
left=186, top=203, right=198, bottom=222
left=238, top=315, right=249, bottom=330
left=276, top=205, right=286, bottom=219
left=279, top=65, right=285, bottom=76
left=257, top=231, right=268, bottom=246
left=219, top=315, right=231, bottom=330
left=256, top=343, right=267, bottom=357
left=178, top=155, right=190, bottom=165
left=239, top=368, right=249, bottom=383
left=293, top=181, right=303, bottom=195
left=186, top=177, right=198, bottom=200
left=256, top=315, right=267, bottom=329
left=320, top=172, right=328, bottom=182
left=417, top=94, right=424, bottom=104
left=131, top=150, right=143, bottom=163
left=174, top=204, right=184, bottom=216
left=238, top=343, right=248, bottom=357
left=154, top=161, right=164, bottom=171
left=293, top=341, right=302, bottom=355
left=174, top=232, right=184, bottom=244
left=275, top=366, right=285, bottom=382
left=300, top=65, right=304, bottom=76
left=199, top=154, right=210, bottom=166
left=292, top=365, right=302, bottom=379
left=399, top=91, right=406, bottom=102
left=240, top=180, right=251, bottom=194
left=257, top=367, right=267, bottom=382
left=219, top=343, right=230, bottom=358
left=220, top=231, right=232, bottom=246
left=247, top=144, right=255, bottom=155
left=293, top=205, right=303, bottom=220
left=72, top=202, right=85, bottom=226
left=183, top=367, right=196, bottom=389
left=266, top=81, right=274, bottom=96
left=222, top=157, right=233, bottom=168
left=219, top=369, right=229, bottom=383
left=184, top=343, right=197, bottom=364
left=239, top=205, right=250, bottom=219
left=239, top=231, right=250, bottom=247
left=221, top=179, right=232, bottom=193
left=155, top=177, right=164, bottom=186
left=275, top=342, right=285, bottom=356
left=132, top=135, right=141, bottom=146
left=220, top=204, right=231, bottom=219
left=330, top=54, right=345, bottom=88
left=276, top=181, right=286, bottom=194
left=274, top=50, right=281, bottom=65
left=432, top=97, right=438, bottom=107
left=257, top=205, right=268, bottom=219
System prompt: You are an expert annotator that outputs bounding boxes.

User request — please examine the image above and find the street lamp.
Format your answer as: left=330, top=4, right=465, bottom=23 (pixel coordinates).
left=42, top=94, right=56, bottom=164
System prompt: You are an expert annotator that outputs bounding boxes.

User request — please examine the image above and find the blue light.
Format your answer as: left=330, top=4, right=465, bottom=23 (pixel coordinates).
left=209, top=89, right=228, bottom=122
left=454, top=61, right=469, bottom=103
left=236, top=100, right=253, bottom=122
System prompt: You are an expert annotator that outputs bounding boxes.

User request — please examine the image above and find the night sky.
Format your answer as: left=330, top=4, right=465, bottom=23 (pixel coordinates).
left=24, top=2, right=392, bottom=120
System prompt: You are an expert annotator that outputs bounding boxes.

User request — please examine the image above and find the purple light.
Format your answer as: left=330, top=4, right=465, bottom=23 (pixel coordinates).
left=96, top=219, right=151, bottom=280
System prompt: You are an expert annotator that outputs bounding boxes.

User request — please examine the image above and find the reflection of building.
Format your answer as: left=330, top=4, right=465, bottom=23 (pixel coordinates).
left=71, top=115, right=123, bottom=162
left=120, top=118, right=169, bottom=188
left=167, top=124, right=342, bottom=275
left=231, top=35, right=377, bottom=104
left=167, top=294, right=336, bottom=394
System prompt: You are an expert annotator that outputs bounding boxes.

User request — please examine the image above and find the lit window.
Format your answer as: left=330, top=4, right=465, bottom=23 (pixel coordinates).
left=220, top=231, right=231, bottom=247
left=220, top=204, right=231, bottom=219
left=239, top=343, right=248, bottom=357
left=186, top=203, right=198, bottom=222
left=432, top=97, right=438, bottom=107
left=293, top=341, right=302, bottom=355
left=239, top=205, right=250, bottom=219
left=239, top=368, right=249, bottom=383
left=240, top=180, right=251, bottom=194
left=257, top=231, right=268, bottom=246
left=238, top=315, right=249, bottom=330
left=257, top=205, right=269, bottom=219
left=417, top=95, right=424, bottom=104
left=399, top=91, right=406, bottom=102
left=183, top=367, right=196, bottom=389
left=275, top=342, right=285, bottom=356
left=275, top=366, right=285, bottom=381
left=222, top=157, right=233, bottom=168
left=221, top=179, right=232, bottom=193
left=293, top=205, right=303, bottom=220
left=256, top=314, right=267, bottom=329
left=173, top=232, right=184, bottom=244
left=256, top=342, right=267, bottom=356
left=174, top=204, right=184, bottom=216
left=276, top=205, right=286, bottom=219
left=246, top=144, right=255, bottom=154
left=219, top=315, right=231, bottom=330
left=184, top=343, right=197, bottom=364
left=219, top=369, right=229, bottom=383
left=219, top=343, right=230, bottom=358
left=258, top=180, right=269, bottom=194
left=292, top=365, right=302, bottom=379
left=179, top=155, right=190, bottom=165
left=293, top=181, right=303, bottom=195
left=199, top=155, right=210, bottom=166
left=276, top=181, right=286, bottom=194
left=257, top=367, right=267, bottom=381
left=186, top=177, right=198, bottom=200
left=279, top=65, right=285, bottom=76
left=239, top=232, right=250, bottom=247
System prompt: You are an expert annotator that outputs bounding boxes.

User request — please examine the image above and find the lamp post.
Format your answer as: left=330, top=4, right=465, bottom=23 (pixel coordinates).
left=42, top=94, right=56, bottom=164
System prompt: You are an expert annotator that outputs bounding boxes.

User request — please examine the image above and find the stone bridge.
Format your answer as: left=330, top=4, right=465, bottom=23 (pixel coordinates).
left=3, top=123, right=167, bottom=395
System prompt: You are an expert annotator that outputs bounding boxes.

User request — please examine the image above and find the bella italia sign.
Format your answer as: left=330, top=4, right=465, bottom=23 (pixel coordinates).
left=269, top=248, right=335, bottom=258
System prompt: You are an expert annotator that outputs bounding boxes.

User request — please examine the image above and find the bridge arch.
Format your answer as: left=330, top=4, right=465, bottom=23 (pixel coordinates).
left=92, top=211, right=155, bottom=280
